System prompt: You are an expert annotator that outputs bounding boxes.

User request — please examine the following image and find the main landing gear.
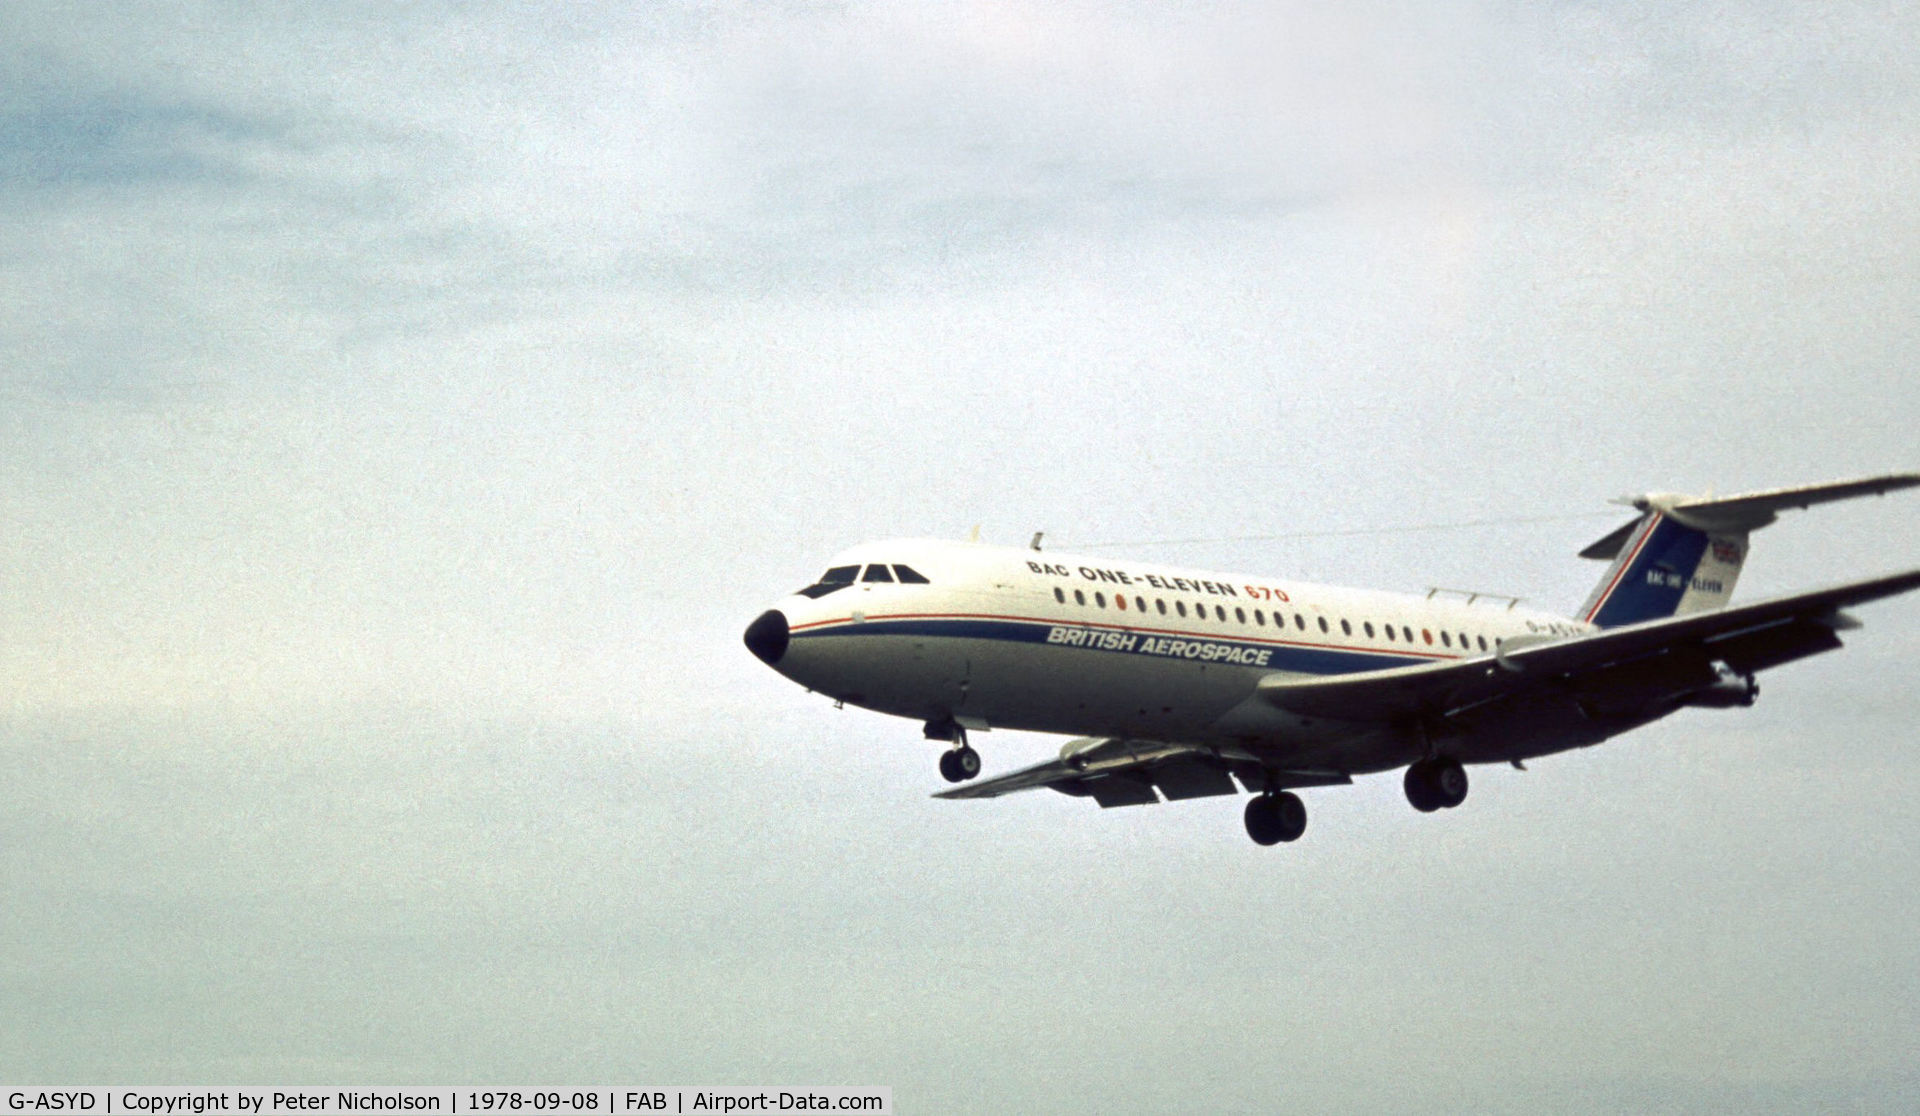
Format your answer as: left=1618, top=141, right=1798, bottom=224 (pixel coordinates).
left=1244, top=791, right=1307, bottom=846
left=1404, top=756, right=1468, bottom=813
left=927, top=718, right=981, bottom=783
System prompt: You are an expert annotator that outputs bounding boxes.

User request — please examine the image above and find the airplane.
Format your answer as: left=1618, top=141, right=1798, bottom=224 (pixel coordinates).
left=743, top=475, right=1920, bottom=845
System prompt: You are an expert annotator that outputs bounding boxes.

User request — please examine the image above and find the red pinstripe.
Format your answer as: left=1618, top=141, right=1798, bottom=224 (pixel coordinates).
left=788, top=609, right=1463, bottom=661
left=1583, top=512, right=1662, bottom=623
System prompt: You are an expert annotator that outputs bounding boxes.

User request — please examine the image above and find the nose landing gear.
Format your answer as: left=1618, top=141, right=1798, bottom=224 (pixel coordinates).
left=938, top=746, right=982, bottom=783
left=926, top=718, right=981, bottom=783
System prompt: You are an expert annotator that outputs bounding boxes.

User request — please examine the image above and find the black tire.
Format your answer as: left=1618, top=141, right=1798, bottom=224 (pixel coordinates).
left=1431, top=757, right=1468, bottom=809
left=1244, top=796, right=1284, bottom=846
left=1404, top=762, right=1441, bottom=813
left=955, top=745, right=982, bottom=780
left=1270, top=791, right=1307, bottom=842
left=939, top=750, right=966, bottom=783
left=1244, top=793, right=1308, bottom=845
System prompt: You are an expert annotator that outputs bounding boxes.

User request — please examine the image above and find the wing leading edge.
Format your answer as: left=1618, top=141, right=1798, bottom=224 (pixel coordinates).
left=1257, top=567, right=1920, bottom=722
left=932, top=738, right=1351, bottom=808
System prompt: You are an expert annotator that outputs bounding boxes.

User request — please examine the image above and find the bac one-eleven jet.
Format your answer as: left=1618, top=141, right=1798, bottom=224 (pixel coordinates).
left=744, top=475, right=1920, bottom=845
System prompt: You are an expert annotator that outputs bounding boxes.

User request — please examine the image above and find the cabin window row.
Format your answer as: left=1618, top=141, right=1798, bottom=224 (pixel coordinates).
left=1051, top=586, right=1494, bottom=653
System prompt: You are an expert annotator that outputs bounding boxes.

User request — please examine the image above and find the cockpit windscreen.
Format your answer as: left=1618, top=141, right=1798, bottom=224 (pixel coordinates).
left=796, top=562, right=929, bottom=597
left=797, top=565, right=860, bottom=598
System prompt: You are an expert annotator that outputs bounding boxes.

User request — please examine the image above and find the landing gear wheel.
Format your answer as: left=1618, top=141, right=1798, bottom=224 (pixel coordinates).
left=1244, top=792, right=1308, bottom=846
left=1404, top=765, right=1438, bottom=813
left=1404, top=758, right=1468, bottom=812
left=939, top=745, right=981, bottom=783
left=1430, top=757, right=1468, bottom=808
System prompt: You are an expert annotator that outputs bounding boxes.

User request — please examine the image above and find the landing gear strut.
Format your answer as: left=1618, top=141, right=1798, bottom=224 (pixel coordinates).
left=1404, top=756, right=1468, bottom=812
left=927, top=718, right=981, bottom=783
left=1244, top=791, right=1308, bottom=845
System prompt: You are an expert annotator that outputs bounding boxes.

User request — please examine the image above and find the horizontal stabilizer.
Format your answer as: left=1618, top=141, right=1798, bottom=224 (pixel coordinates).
left=1661, top=473, right=1920, bottom=532
left=1651, top=472, right=1920, bottom=533
left=1581, top=473, right=1920, bottom=560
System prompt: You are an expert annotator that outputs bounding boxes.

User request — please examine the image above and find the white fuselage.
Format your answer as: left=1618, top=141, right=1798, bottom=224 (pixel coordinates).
left=747, top=539, right=1593, bottom=772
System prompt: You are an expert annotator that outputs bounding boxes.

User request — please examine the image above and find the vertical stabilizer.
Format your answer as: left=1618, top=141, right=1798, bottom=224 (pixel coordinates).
left=1576, top=473, right=1920, bottom=629
left=1578, top=512, right=1745, bottom=627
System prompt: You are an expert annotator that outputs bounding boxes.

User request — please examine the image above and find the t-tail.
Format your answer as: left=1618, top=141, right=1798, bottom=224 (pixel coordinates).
left=1577, top=473, right=1920, bottom=628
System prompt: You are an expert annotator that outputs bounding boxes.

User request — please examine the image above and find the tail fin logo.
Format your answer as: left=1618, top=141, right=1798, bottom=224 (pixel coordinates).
left=1712, top=539, right=1742, bottom=564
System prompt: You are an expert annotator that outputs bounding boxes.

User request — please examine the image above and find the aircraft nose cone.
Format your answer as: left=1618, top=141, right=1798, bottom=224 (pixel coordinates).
left=744, top=609, right=790, bottom=666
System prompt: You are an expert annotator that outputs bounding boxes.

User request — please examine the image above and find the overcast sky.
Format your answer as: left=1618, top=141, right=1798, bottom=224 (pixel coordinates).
left=5, top=1, right=1920, bottom=1110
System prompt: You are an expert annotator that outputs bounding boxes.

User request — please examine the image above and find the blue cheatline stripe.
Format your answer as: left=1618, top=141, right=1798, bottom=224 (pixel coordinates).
left=1587, top=515, right=1712, bottom=628
left=792, top=614, right=1437, bottom=676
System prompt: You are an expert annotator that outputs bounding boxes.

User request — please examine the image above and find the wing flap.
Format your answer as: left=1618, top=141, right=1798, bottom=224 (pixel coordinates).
left=1082, top=774, right=1162, bottom=808
left=1700, top=616, right=1844, bottom=674
left=1150, top=757, right=1241, bottom=801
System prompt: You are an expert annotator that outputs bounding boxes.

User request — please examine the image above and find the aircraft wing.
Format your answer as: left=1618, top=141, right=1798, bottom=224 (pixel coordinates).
left=933, top=739, right=1351, bottom=808
left=1257, top=567, right=1920, bottom=722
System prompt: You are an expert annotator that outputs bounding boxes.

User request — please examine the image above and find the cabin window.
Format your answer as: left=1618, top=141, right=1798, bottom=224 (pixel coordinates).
left=1157, top=599, right=1167, bottom=615
left=1074, top=589, right=1086, bottom=606
left=863, top=564, right=894, bottom=582
left=892, top=565, right=930, bottom=584
left=1294, top=614, right=1306, bottom=630
left=1216, top=605, right=1227, bottom=621
left=1318, top=617, right=1329, bottom=633
left=1422, top=629, right=1433, bottom=645
left=1176, top=601, right=1188, bottom=617
left=1236, top=607, right=1246, bottom=624
left=1135, top=596, right=1146, bottom=611
left=1116, top=594, right=1127, bottom=610
left=1095, top=592, right=1106, bottom=608
left=1256, top=610, right=1266, bottom=625
left=1054, top=587, right=1065, bottom=603
left=1364, top=621, right=1374, bottom=638
left=1478, top=635, right=1488, bottom=651
left=1441, top=631, right=1452, bottom=647
left=1340, top=619, right=1352, bottom=636
left=1385, top=626, right=1395, bottom=642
